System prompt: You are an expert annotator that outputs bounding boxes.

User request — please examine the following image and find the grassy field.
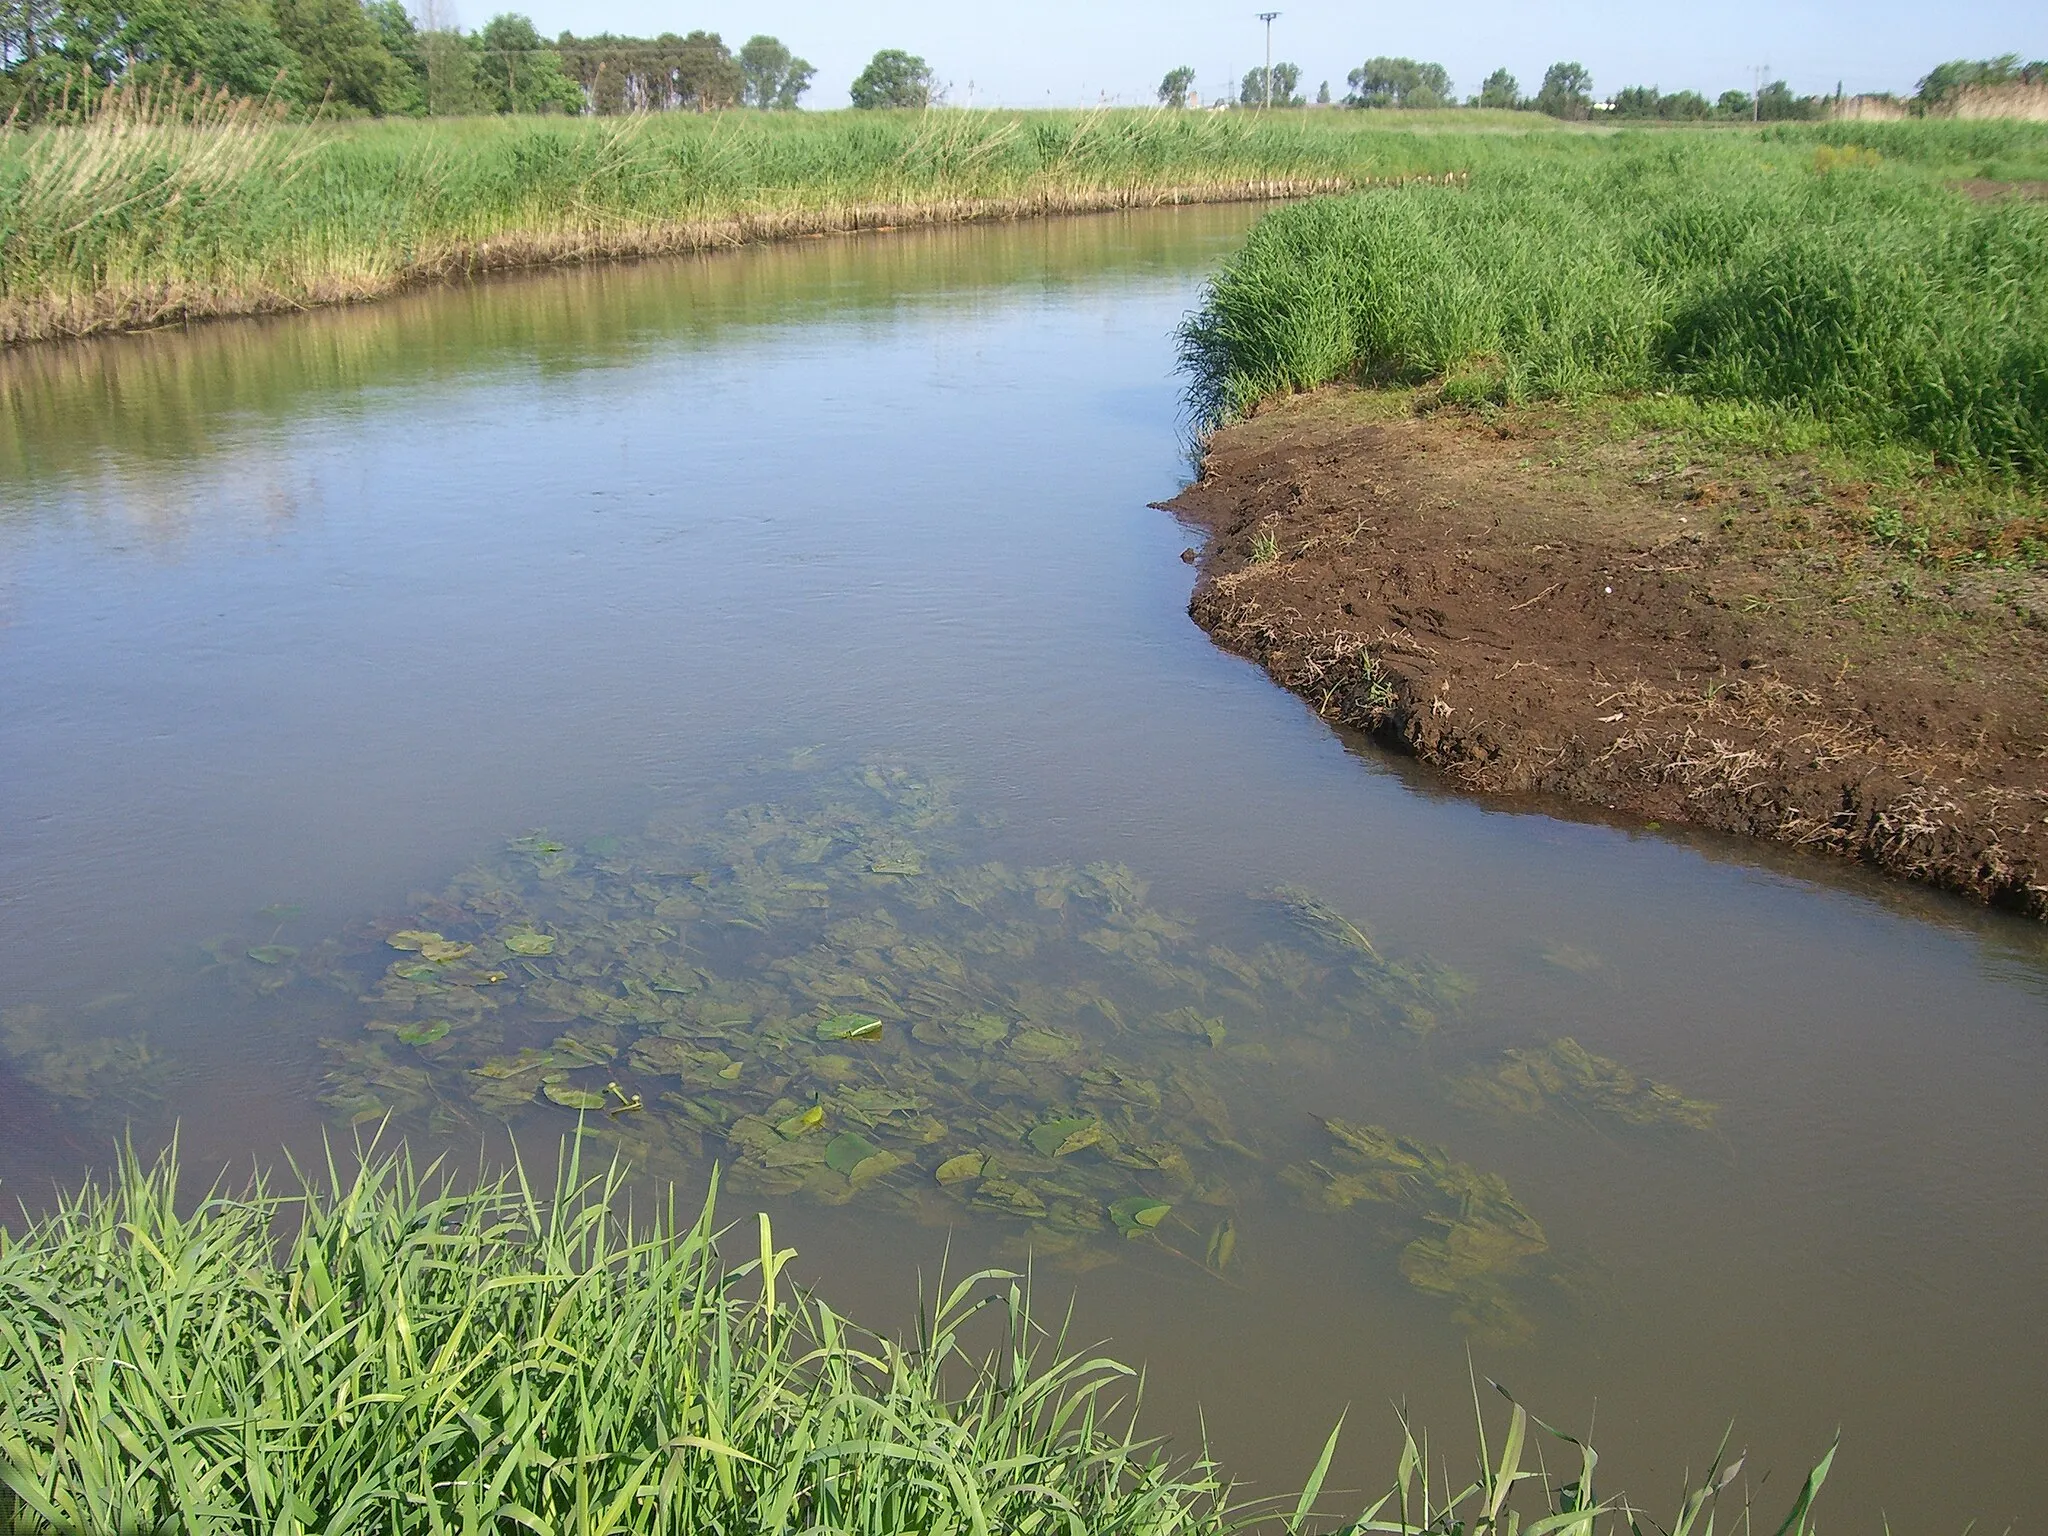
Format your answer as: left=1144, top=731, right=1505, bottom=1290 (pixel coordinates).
left=0, top=98, right=1573, bottom=344
left=1180, top=121, right=2048, bottom=492
left=0, top=1136, right=1834, bottom=1536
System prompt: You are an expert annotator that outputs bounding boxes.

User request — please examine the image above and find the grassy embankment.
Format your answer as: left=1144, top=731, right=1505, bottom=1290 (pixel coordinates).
left=1181, top=121, right=2048, bottom=562
left=0, top=1139, right=1833, bottom=1535
left=0, top=100, right=1573, bottom=345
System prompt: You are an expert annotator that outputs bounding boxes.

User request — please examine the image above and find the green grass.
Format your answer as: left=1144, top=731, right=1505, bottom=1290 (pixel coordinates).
left=1180, top=123, right=2048, bottom=482
left=0, top=96, right=1555, bottom=343
left=0, top=1135, right=1835, bottom=1535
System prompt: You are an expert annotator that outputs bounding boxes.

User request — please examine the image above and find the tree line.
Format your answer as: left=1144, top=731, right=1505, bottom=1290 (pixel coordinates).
left=0, top=0, right=945, bottom=119
left=1159, top=53, right=2048, bottom=121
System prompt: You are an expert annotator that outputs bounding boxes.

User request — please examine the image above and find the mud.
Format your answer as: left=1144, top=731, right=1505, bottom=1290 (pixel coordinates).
left=1166, top=388, right=2048, bottom=917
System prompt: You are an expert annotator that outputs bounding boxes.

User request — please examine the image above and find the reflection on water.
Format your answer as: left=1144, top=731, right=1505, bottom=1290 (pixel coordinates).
left=1, top=205, right=2045, bottom=1529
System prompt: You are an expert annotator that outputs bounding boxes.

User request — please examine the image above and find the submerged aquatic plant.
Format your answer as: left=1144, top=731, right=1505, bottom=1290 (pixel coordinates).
left=1283, top=1117, right=1552, bottom=1341
left=3, top=761, right=1719, bottom=1338
left=1450, top=1037, right=1719, bottom=1130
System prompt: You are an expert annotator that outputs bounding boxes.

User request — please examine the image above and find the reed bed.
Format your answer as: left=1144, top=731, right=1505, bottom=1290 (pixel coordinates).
left=0, top=95, right=1543, bottom=343
left=1180, top=126, right=2048, bottom=478
left=0, top=1136, right=1833, bottom=1535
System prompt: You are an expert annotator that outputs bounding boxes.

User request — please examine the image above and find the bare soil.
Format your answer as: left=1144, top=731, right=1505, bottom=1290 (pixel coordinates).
left=1166, top=388, right=2048, bottom=917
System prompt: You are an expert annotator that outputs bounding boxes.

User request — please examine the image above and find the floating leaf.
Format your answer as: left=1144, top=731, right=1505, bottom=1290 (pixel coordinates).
left=935, top=1152, right=985, bottom=1185
left=816, top=1014, right=884, bottom=1043
left=541, top=1075, right=607, bottom=1111
left=1109, top=1196, right=1171, bottom=1235
left=387, top=930, right=444, bottom=952
left=419, top=940, right=474, bottom=963
left=848, top=1150, right=906, bottom=1187
left=393, top=963, right=440, bottom=982
left=777, top=1104, right=826, bottom=1139
left=502, top=930, right=556, bottom=957
left=396, top=1020, right=452, bottom=1046
left=246, top=945, right=298, bottom=966
left=973, top=1179, right=1046, bottom=1216
left=825, top=1132, right=882, bottom=1175
left=1028, top=1117, right=1100, bottom=1158
left=718, top=1060, right=745, bottom=1080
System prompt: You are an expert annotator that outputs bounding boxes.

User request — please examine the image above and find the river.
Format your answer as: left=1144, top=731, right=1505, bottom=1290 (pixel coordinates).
left=1, top=205, right=2043, bottom=1529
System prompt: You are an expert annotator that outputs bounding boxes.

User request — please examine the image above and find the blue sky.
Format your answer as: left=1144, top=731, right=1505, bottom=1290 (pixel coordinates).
left=500, top=0, right=2045, bottom=108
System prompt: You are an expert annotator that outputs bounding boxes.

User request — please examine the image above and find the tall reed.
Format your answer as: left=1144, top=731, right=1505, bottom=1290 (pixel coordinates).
left=1180, top=131, right=2048, bottom=477
left=0, top=1135, right=1838, bottom=1535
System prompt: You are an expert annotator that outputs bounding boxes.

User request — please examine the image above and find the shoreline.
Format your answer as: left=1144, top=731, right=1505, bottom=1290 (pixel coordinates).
left=1167, top=387, right=2048, bottom=919
left=0, top=175, right=1437, bottom=348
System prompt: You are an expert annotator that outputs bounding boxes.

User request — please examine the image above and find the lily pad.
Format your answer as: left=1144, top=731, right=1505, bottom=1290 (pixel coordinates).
left=393, top=963, right=441, bottom=982
left=502, top=930, right=557, bottom=957
left=1109, top=1196, right=1171, bottom=1235
left=816, top=1014, right=884, bottom=1043
left=246, top=945, right=299, bottom=966
left=419, top=940, right=474, bottom=963
left=825, top=1131, right=882, bottom=1175
left=541, top=1075, right=608, bottom=1111
left=718, top=1060, right=745, bottom=1080
left=848, top=1150, right=906, bottom=1187
left=1028, top=1117, right=1101, bottom=1158
left=777, top=1104, right=826, bottom=1139
left=387, top=930, right=444, bottom=952
left=935, top=1152, right=986, bottom=1185
left=396, top=1020, right=452, bottom=1046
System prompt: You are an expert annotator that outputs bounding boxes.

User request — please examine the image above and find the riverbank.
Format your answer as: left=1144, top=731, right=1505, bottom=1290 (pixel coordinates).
left=0, top=103, right=1539, bottom=345
left=1168, top=388, right=2048, bottom=916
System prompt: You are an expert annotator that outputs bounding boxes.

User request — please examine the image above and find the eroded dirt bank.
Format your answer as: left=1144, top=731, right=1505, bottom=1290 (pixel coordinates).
left=1167, top=388, right=2048, bottom=917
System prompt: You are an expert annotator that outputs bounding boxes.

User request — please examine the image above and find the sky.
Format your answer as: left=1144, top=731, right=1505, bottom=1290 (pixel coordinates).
left=491, top=0, right=2046, bottom=108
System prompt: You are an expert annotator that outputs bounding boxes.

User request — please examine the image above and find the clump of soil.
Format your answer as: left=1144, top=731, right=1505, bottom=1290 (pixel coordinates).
left=1166, top=388, right=2048, bottom=917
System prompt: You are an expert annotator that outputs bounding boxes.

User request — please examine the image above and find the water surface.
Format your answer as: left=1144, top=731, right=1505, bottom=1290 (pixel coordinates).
left=3, top=207, right=2044, bottom=1530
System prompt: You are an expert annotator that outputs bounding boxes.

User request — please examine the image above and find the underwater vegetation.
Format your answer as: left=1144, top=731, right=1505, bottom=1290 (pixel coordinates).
left=1, top=761, right=1718, bottom=1341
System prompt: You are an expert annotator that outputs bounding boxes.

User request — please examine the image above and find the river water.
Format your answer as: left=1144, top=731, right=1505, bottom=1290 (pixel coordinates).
left=2, top=206, right=2043, bottom=1529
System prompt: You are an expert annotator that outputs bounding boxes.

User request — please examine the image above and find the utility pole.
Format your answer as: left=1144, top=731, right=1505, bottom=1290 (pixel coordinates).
left=1752, top=62, right=1769, bottom=122
left=1258, top=11, right=1280, bottom=108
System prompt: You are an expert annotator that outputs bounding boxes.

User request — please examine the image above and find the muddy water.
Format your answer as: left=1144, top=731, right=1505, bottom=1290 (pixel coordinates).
left=2, top=206, right=2044, bottom=1529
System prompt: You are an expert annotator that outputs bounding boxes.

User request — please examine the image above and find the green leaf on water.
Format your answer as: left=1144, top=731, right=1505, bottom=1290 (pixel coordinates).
left=541, top=1075, right=607, bottom=1111
left=848, top=1150, right=906, bottom=1187
left=387, top=930, right=444, bottom=952
left=935, top=1152, right=985, bottom=1185
left=718, top=1060, right=745, bottom=1080
left=777, top=1104, right=826, bottom=1139
left=817, top=1014, right=884, bottom=1043
left=1028, top=1117, right=1100, bottom=1158
left=1206, top=1216, right=1237, bottom=1270
left=419, top=940, right=473, bottom=963
left=1109, top=1196, right=1171, bottom=1235
left=825, top=1132, right=881, bottom=1175
left=396, top=1020, right=452, bottom=1046
left=393, top=963, right=440, bottom=982
left=246, top=945, right=298, bottom=966
left=502, top=930, right=556, bottom=957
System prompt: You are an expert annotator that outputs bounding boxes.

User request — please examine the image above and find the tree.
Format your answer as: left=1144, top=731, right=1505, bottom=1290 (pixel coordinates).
left=849, top=48, right=932, bottom=109
left=271, top=0, right=403, bottom=111
left=1610, top=84, right=1660, bottom=117
left=1157, top=64, right=1193, bottom=107
left=1240, top=60, right=1302, bottom=106
left=1532, top=60, right=1592, bottom=118
left=1478, top=67, right=1518, bottom=109
left=1716, top=89, right=1752, bottom=118
left=1316, top=79, right=1329, bottom=105
left=1918, top=54, right=2047, bottom=108
left=474, top=12, right=580, bottom=113
left=1659, top=89, right=1709, bottom=119
left=672, top=30, right=742, bottom=109
left=1346, top=57, right=1452, bottom=109
left=739, top=35, right=811, bottom=109
left=1755, top=79, right=1819, bottom=120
